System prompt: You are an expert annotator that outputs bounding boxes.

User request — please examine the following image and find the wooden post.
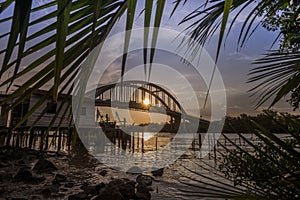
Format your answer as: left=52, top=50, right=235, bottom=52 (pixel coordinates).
left=142, top=132, right=144, bottom=153
left=213, top=133, right=217, bottom=165
left=121, top=131, right=126, bottom=150
left=29, top=129, right=34, bottom=149
left=40, top=129, right=44, bottom=151
left=11, top=130, right=15, bottom=147
left=118, top=129, right=121, bottom=149
left=58, top=129, right=62, bottom=151
left=15, top=130, right=19, bottom=148
left=20, top=128, right=24, bottom=148
left=132, top=132, right=135, bottom=153
left=5, top=128, right=12, bottom=146
left=137, top=132, right=140, bottom=149
left=199, top=133, right=202, bottom=158
left=45, top=132, right=49, bottom=150
left=128, top=132, right=131, bottom=149
left=208, top=134, right=211, bottom=159
left=24, top=130, right=28, bottom=147
left=68, top=129, right=72, bottom=151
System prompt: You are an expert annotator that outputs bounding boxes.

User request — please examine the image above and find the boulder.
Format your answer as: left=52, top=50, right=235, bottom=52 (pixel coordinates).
left=41, top=188, right=51, bottom=198
left=99, top=169, right=108, bottom=176
left=136, top=185, right=153, bottom=200
left=14, top=168, right=33, bottom=181
left=136, top=175, right=152, bottom=186
left=82, top=182, right=105, bottom=195
left=118, top=181, right=136, bottom=199
left=64, top=182, right=75, bottom=188
left=54, top=173, right=67, bottom=183
left=126, top=166, right=142, bottom=174
left=95, top=190, right=124, bottom=200
left=14, top=168, right=45, bottom=184
left=68, top=192, right=88, bottom=200
left=151, top=168, right=164, bottom=177
left=33, top=158, right=57, bottom=173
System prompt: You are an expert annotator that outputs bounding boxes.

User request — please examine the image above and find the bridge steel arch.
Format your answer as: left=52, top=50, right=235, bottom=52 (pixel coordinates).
left=94, top=80, right=187, bottom=129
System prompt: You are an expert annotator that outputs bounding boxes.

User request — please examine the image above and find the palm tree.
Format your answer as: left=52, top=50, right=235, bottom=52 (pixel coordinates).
left=176, top=0, right=300, bottom=109
left=1, top=1, right=300, bottom=199
left=0, top=0, right=167, bottom=129
left=1, top=0, right=299, bottom=128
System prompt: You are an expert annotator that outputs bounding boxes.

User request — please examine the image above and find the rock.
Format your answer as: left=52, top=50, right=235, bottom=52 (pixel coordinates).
left=136, top=191, right=151, bottom=200
left=118, top=181, right=136, bottom=199
left=95, top=190, right=125, bottom=200
left=126, top=166, right=142, bottom=174
left=31, top=175, right=46, bottom=184
left=14, top=167, right=45, bottom=184
left=68, top=192, right=88, bottom=200
left=136, top=185, right=152, bottom=200
left=31, top=195, right=44, bottom=200
left=107, top=179, right=125, bottom=188
left=99, top=169, right=107, bottom=176
left=8, top=149, right=25, bottom=161
left=16, top=160, right=26, bottom=165
left=54, top=173, right=67, bottom=183
left=14, top=168, right=32, bottom=181
left=82, top=182, right=105, bottom=195
left=125, top=179, right=136, bottom=187
left=60, top=188, right=69, bottom=192
left=112, top=166, right=122, bottom=171
left=151, top=168, right=164, bottom=176
left=136, top=175, right=152, bottom=186
left=94, top=179, right=137, bottom=200
left=41, top=188, right=51, bottom=197
left=64, top=182, right=75, bottom=188
left=33, top=158, right=57, bottom=173
left=50, top=182, right=60, bottom=194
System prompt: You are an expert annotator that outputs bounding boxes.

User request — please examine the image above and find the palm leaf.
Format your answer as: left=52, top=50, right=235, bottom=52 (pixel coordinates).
left=249, top=51, right=300, bottom=107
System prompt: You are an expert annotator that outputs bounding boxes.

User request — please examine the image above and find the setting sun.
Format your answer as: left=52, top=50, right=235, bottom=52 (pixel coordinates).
left=143, top=98, right=150, bottom=106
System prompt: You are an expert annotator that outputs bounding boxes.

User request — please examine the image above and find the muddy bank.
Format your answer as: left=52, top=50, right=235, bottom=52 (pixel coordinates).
left=0, top=146, right=188, bottom=200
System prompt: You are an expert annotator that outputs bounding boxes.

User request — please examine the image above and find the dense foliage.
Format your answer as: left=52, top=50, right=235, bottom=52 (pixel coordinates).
left=222, top=110, right=298, bottom=133
left=220, top=114, right=300, bottom=199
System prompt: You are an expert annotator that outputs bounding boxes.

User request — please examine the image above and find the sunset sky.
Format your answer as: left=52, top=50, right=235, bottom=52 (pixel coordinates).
left=98, top=0, right=299, bottom=118
left=0, top=0, right=298, bottom=122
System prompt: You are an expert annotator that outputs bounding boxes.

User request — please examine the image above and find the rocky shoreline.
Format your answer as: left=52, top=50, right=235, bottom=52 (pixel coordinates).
left=0, top=147, right=170, bottom=200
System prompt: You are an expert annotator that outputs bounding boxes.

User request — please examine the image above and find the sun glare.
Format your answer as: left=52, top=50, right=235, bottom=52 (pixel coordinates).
left=143, top=98, right=150, bottom=106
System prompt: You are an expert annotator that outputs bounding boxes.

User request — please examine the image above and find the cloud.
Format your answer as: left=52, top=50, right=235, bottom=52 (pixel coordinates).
left=227, top=52, right=259, bottom=61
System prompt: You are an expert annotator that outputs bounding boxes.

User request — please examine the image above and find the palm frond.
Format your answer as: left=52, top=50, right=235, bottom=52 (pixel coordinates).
left=179, top=112, right=300, bottom=199
left=0, top=0, right=131, bottom=132
left=249, top=51, right=300, bottom=107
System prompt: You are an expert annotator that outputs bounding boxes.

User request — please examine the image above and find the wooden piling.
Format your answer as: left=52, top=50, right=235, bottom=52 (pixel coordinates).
left=45, top=132, right=49, bottom=150
left=40, top=129, right=44, bottom=150
left=16, top=130, right=20, bottom=148
left=118, top=129, right=121, bottom=149
left=213, top=133, right=217, bottom=165
left=58, top=129, right=62, bottom=151
left=132, top=132, right=135, bottom=153
left=142, top=132, right=144, bottom=153
left=199, top=133, right=202, bottom=158
left=29, top=129, right=34, bottom=149
left=208, top=134, right=211, bottom=159
left=5, top=128, right=12, bottom=146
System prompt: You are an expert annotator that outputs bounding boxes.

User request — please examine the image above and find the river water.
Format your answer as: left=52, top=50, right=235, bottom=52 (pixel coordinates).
left=1, top=131, right=293, bottom=199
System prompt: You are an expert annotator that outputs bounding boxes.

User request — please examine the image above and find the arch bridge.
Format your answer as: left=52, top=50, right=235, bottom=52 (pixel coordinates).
left=94, top=80, right=188, bottom=130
